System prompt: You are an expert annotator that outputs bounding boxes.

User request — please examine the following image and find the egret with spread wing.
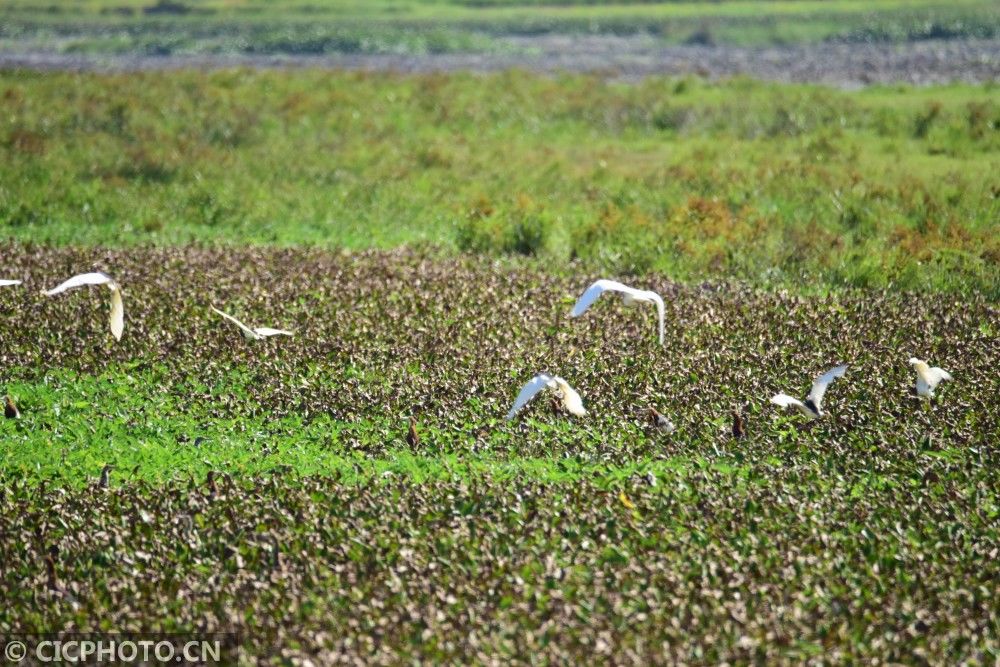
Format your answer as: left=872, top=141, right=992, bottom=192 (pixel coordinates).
left=909, top=357, right=952, bottom=399
left=570, top=279, right=665, bottom=345
left=506, top=373, right=586, bottom=420
left=211, top=306, right=293, bottom=341
left=770, top=365, right=847, bottom=420
left=43, top=272, right=124, bottom=341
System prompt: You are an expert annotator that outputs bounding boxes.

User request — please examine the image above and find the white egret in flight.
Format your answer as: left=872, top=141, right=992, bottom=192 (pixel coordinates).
left=571, top=279, right=665, bottom=345
left=211, top=306, right=293, bottom=341
left=770, top=365, right=847, bottom=420
left=506, top=373, right=586, bottom=420
left=43, top=272, right=124, bottom=341
left=909, top=357, right=952, bottom=399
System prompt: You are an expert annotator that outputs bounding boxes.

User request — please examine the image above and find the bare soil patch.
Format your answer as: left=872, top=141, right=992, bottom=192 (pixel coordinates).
left=2, top=36, right=997, bottom=86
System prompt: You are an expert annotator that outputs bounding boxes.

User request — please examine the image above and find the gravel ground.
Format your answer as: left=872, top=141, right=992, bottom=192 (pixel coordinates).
left=1, top=36, right=998, bottom=86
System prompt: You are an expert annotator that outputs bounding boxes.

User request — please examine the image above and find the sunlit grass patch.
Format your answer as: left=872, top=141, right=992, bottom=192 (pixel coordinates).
left=2, top=70, right=998, bottom=295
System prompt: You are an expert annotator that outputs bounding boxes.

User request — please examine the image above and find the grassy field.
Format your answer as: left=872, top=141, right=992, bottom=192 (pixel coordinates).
left=1, top=243, right=998, bottom=661
left=1, top=0, right=998, bottom=54
left=1, top=30, right=998, bottom=661
left=3, top=243, right=998, bottom=482
left=2, top=70, right=998, bottom=295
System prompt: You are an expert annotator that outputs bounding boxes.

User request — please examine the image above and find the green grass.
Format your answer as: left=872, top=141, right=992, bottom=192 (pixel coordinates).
left=1, top=32, right=998, bottom=661
left=1, top=365, right=693, bottom=486
left=1, top=0, right=998, bottom=53
left=2, top=69, right=998, bottom=295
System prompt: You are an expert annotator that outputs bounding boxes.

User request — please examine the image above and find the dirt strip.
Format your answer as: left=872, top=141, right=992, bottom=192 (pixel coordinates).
left=1, top=36, right=997, bottom=86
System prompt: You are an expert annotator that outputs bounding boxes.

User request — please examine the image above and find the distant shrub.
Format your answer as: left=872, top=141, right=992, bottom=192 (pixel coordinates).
left=914, top=101, right=943, bottom=138
left=652, top=105, right=689, bottom=132
left=456, top=200, right=555, bottom=257
left=966, top=101, right=996, bottom=139
left=5, top=128, right=46, bottom=155
left=100, top=7, right=136, bottom=17
left=502, top=211, right=552, bottom=256
left=831, top=12, right=1000, bottom=43
left=767, top=107, right=806, bottom=138
left=0, top=201, right=43, bottom=228
left=143, top=0, right=191, bottom=16
left=683, top=25, right=715, bottom=46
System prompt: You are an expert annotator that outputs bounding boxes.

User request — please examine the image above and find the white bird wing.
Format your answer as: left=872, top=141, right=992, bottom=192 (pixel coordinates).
left=924, top=366, right=952, bottom=388
left=211, top=306, right=260, bottom=340
left=570, top=279, right=633, bottom=317
left=916, top=365, right=952, bottom=396
left=770, top=393, right=805, bottom=410
left=0, top=279, right=22, bottom=287
left=253, top=327, right=294, bottom=338
left=572, top=280, right=666, bottom=344
left=506, top=373, right=555, bottom=420
left=43, top=272, right=115, bottom=296
left=807, top=365, right=848, bottom=408
left=109, top=287, right=124, bottom=341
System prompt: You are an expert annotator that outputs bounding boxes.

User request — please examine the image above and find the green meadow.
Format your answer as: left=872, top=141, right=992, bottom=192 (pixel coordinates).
left=1, top=4, right=999, bottom=658
left=2, top=70, right=998, bottom=295
left=1, top=0, right=999, bottom=54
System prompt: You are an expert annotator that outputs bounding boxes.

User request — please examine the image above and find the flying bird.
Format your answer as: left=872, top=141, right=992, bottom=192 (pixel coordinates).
left=770, top=365, right=848, bottom=420
left=211, top=306, right=293, bottom=341
left=43, top=272, right=124, bottom=341
left=0, top=279, right=22, bottom=287
left=506, top=374, right=586, bottom=420
left=909, top=357, right=952, bottom=399
left=570, top=279, right=665, bottom=345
